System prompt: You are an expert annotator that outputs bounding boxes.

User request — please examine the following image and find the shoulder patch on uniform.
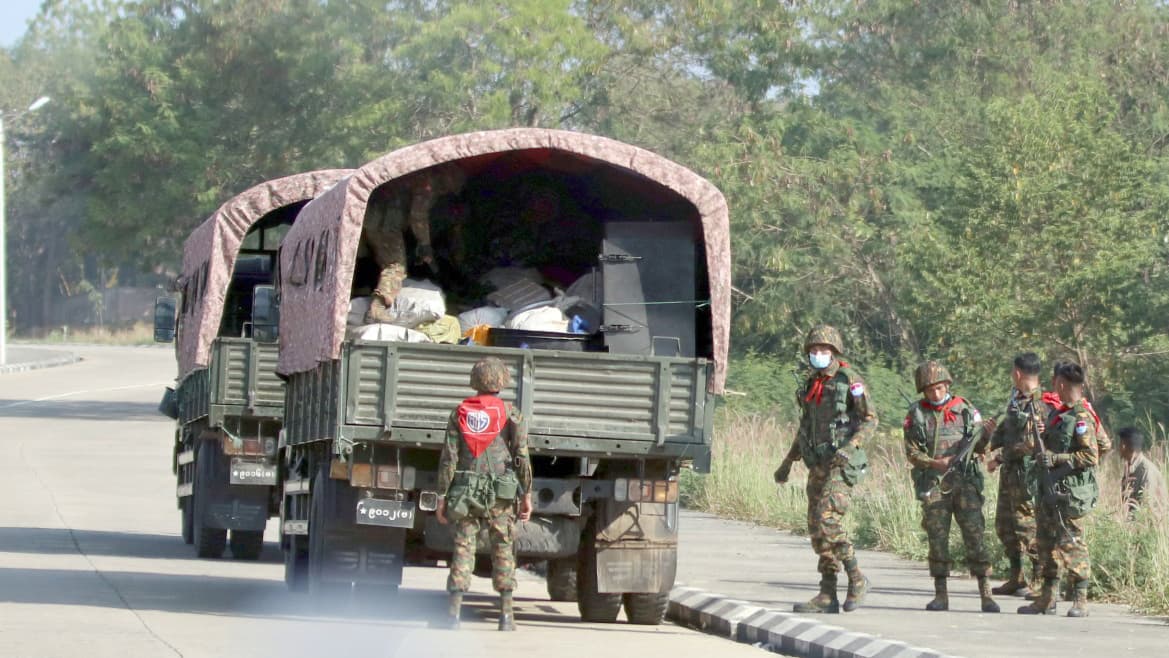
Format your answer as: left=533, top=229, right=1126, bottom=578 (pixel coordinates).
left=972, top=409, right=982, bottom=423
left=849, top=382, right=865, bottom=397
left=903, top=414, right=913, bottom=430
left=1075, top=420, right=1088, bottom=435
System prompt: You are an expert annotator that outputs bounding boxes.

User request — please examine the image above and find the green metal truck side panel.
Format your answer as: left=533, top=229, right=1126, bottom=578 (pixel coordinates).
left=285, top=341, right=711, bottom=459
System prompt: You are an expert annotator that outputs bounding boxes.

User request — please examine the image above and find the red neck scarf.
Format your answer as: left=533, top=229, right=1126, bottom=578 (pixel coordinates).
left=805, top=360, right=849, bottom=405
left=922, top=396, right=963, bottom=425
left=456, top=395, right=508, bottom=457
left=1042, top=391, right=1062, bottom=409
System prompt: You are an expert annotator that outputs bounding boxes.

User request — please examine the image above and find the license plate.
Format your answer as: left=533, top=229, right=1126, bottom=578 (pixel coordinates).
left=229, top=458, right=277, bottom=486
left=356, top=499, right=416, bottom=528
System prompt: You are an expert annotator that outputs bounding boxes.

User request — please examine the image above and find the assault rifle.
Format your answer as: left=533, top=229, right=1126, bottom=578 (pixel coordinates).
left=1026, top=397, right=1076, bottom=544
left=933, top=417, right=979, bottom=496
left=1026, top=398, right=1073, bottom=507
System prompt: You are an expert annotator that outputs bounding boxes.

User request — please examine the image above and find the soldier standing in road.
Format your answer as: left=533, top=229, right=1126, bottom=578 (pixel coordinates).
left=774, top=325, right=876, bottom=613
left=1118, top=427, right=1168, bottom=520
left=1018, top=362, right=1099, bottom=618
left=902, top=361, right=999, bottom=613
left=363, top=164, right=465, bottom=323
left=435, top=357, right=534, bottom=630
left=981, top=353, right=1052, bottom=599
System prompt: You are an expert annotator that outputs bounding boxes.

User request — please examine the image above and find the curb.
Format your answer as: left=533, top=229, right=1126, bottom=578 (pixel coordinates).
left=668, top=586, right=960, bottom=658
left=0, top=352, right=82, bottom=375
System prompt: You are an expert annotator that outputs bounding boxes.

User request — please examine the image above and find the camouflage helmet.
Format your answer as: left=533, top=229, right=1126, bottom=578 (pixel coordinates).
left=914, top=360, right=952, bottom=393
left=804, top=324, right=844, bottom=354
left=470, top=357, right=511, bottom=393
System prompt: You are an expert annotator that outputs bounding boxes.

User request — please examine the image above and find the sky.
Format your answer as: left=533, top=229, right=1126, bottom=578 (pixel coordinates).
left=0, top=0, right=42, bottom=48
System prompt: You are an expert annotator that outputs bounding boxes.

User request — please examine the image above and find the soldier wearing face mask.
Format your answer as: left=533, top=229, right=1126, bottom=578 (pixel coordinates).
left=775, top=325, right=878, bottom=613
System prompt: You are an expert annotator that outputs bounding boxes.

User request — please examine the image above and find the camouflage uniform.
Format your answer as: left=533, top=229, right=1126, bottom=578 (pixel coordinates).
left=903, top=361, right=998, bottom=612
left=904, top=396, right=991, bottom=579
left=436, top=373, right=532, bottom=594
left=1122, top=452, right=1169, bottom=520
left=1019, top=397, right=1099, bottom=617
left=363, top=166, right=464, bottom=323
left=986, top=386, right=1054, bottom=593
left=779, top=325, right=877, bottom=613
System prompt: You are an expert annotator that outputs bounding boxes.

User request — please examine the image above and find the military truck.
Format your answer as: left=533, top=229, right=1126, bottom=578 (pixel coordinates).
left=154, top=170, right=352, bottom=559
left=275, top=128, right=730, bottom=624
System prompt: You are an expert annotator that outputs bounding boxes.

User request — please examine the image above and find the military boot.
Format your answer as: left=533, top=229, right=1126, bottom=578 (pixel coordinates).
left=793, top=576, right=840, bottom=614
left=1067, top=582, right=1090, bottom=618
left=842, top=559, right=870, bottom=612
left=498, top=591, right=516, bottom=631
left=991, top=556, right=1032, bottom=597
left=925, top=577, right=948, bottom=611
left=1017, top=578, right=1058, bottom=615
left=431, top=592, right=461, bottom=629
left=977, top=576, right=1000, bottom=613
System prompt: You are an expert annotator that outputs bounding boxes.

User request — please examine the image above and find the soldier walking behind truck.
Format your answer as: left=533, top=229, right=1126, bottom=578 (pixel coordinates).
left=434, top=357, right=534, bottom=630
left=1018, top=362, right=1099, bottom=617
left=774, top=325, right=876, bottom=614
left=902, top=361, right=999, bottom=613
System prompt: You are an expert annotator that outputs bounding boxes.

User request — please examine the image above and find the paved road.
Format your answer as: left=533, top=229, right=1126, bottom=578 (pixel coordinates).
left=0, top=346, right=764, bottom=658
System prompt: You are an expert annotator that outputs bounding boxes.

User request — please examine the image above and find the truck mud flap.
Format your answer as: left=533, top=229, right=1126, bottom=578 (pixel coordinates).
left=203, top=495, right=269, bottom=532
left=424, top=514, right=581, bottom=559
left=595, top=544, right=677, bottom=594
left=311, top=471, right=406, bottom=588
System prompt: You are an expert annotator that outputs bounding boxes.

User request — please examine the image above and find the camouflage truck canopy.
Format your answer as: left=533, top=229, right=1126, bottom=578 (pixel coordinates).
left=276, top=129, right=731, bottom=394
left=177, top=169, right=354, bottom=378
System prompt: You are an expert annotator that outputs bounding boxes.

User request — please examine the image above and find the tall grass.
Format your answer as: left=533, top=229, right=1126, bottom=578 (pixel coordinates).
left=682, top=411, right=1169, bottom=615
left=20, top=322, right=157, bottom=346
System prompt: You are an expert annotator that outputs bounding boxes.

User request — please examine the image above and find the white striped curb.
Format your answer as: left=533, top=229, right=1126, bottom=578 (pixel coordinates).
left=0, top=352, right=81, bottom=374
left=668, top=586, right=959, bottom=658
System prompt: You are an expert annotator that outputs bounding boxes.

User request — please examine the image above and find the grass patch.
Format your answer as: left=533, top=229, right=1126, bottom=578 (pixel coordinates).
left=20, top=322, right=157, bottom=346
left=683, top=410, right=1169, bottom=615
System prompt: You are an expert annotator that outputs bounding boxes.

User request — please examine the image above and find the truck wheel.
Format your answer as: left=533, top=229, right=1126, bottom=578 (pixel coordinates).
left=307, top=466, right=349, bottom=598
left=230, top=530, right=265, bottom=560
left=546, top=557, right=578, bottom=602
left=180, top=498, right=194, bottom=545
left=622, top=592, right=669, bottom=625
left=577, top=526, right=622, bottom=622
left=284, top=535, right=308, bottom=592
left=193, top=450, right=227, bottom=559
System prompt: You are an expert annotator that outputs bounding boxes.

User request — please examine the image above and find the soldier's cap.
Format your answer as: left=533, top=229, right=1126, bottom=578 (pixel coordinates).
left=1056, top=362, right=1085, bottom=385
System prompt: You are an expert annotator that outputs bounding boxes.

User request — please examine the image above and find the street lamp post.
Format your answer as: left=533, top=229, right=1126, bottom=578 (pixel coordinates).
left=0, top=95, right=51, bottom=365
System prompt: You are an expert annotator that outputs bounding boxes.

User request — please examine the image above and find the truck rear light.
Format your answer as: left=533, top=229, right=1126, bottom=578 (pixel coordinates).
left=613, top=478, right=628, bottom=502
left=376, top=465, right=401, bottom=489
left=612, top=478, right=680, bottom=503
left=418, top=491, right=439, bottom=511
left=350, top=463, right=373, bottom=488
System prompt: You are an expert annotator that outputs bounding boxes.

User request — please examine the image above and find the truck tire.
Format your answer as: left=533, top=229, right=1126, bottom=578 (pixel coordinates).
left=546, top=557, right=578, bottom=602
left=193, top=449, right=227, bottom=559
left=180, top=498, right=194, bottom=545
left=230, top=530, right=265, bottom=560
left=307, top=466, right=349, bottom=598
left=284, top=535, right=309, bottom=592
left=577, top=524, right=622, bottom=623
left=622, top=592, right=668, bottom=625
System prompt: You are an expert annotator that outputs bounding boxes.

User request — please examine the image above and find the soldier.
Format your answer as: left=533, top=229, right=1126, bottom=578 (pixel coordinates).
left=1118, top=427, right=1168, bottom=520
left=434, top=357, right=534, bottom=630
left=981, top=352, right=1051, bottom=598
left=363, top=164, right=465, bottom=324
left=903, top=361, right=999, bottom=613
left=1018, top=362, right=1099, bottom=618
left=774, top=325, right=877, bottom=613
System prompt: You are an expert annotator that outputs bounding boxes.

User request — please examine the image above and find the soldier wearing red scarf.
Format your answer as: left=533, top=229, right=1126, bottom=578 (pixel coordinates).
left=903, top=360, right=999, bottom=613
left=434, top=357, right=532, bottom=631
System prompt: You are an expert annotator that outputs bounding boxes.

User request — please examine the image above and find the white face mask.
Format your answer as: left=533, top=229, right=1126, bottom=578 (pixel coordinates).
left=808, top=351, right=832, bottom=369
left=931, top=393, right=952, bottom=407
